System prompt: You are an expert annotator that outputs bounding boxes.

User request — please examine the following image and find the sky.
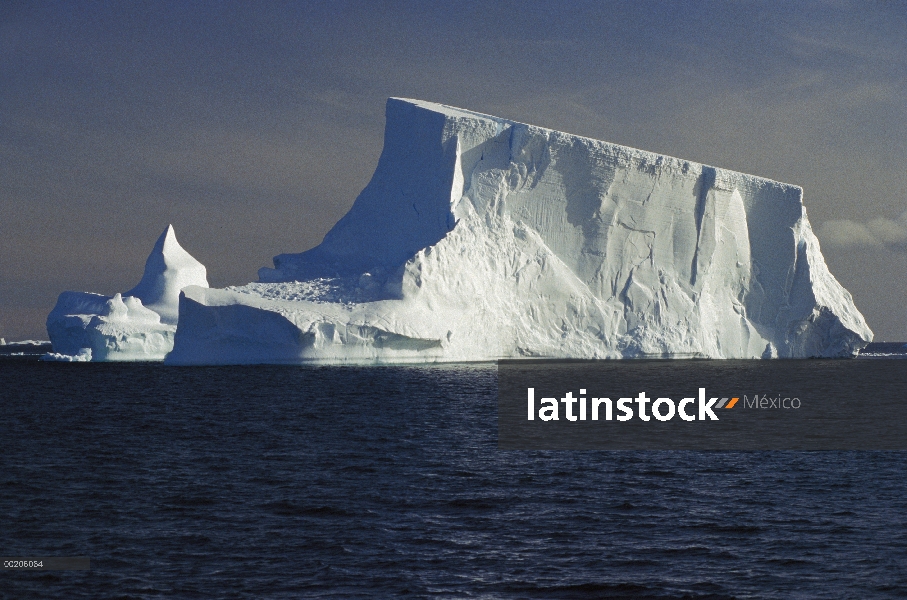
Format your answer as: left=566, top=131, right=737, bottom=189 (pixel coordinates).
left=1, top=0, right=906, bottom=341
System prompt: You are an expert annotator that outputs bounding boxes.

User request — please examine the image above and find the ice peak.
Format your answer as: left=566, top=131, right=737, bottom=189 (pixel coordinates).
left=152, top=224, right=189, bottom=260
left=125, top=225, right=208, bottom=324
left=158, top=223, right=177, bottom=250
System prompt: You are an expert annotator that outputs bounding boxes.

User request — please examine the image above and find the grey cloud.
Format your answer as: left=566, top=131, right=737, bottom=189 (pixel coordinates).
left=818, top=212, right=907, bottom=250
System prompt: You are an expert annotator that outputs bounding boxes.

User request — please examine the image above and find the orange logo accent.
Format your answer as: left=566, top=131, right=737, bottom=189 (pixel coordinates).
left=725, top=397, right=739, bottom=409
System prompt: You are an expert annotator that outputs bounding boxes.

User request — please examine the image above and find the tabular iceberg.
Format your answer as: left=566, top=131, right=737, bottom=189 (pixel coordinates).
left=46, top=225, right=208, bottom=361
left=167, top=98, right=871, bottom=364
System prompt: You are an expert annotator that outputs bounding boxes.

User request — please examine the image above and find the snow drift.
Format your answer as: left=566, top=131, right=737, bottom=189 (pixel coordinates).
left=167, top=98, right=871, bottom=364
left=47, top=225, right=208, bottom=361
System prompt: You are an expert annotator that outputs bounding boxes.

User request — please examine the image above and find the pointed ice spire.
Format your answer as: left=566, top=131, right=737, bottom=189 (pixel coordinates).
left=125, top=225, right=208, bottom=324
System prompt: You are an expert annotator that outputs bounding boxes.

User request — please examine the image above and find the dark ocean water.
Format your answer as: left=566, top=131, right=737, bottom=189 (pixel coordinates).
left=2, top=349, right=907, bottom=599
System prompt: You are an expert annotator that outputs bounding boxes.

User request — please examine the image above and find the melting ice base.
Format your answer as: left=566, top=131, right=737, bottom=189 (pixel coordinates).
left=46, top=225, right=208, bottom=361
left=165, top=98, right=872, bottom=364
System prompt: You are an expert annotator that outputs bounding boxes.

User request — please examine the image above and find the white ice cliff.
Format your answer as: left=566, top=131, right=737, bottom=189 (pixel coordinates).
left=47, top=225, right=208, bottom=361
left=166, top=98, right=871, bottom=364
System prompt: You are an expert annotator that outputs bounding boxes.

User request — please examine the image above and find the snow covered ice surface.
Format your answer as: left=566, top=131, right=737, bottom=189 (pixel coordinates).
left=167, top=98, right=872, bottom=365
left=46, top=225, right=208, bottom=361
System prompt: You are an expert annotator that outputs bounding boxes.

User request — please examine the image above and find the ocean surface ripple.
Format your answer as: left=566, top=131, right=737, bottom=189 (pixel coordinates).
left=2, top=359, right=907, bottom=599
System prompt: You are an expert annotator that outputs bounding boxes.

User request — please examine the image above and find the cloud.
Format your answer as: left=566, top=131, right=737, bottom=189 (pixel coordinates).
left=817, top=211, right=907, bottom=250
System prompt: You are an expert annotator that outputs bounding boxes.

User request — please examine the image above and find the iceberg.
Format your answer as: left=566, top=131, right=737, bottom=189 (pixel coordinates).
left=167, top=98, right=871, bottom=364
left=0, top=339, right=53, bottom=357
left=46, top=225, right=208, bottom=361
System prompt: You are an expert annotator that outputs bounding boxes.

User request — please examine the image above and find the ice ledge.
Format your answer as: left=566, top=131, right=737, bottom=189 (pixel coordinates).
left=165, top=286, right=446, bottom=365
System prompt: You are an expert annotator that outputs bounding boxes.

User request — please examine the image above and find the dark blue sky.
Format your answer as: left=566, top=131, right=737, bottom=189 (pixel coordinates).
left=2, top=1, right=906, bottom=340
